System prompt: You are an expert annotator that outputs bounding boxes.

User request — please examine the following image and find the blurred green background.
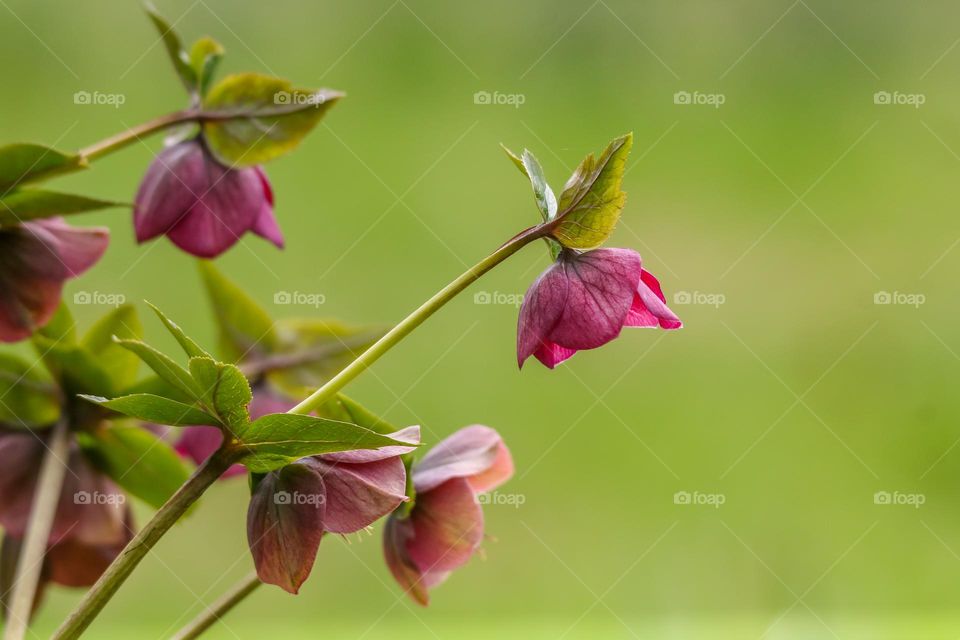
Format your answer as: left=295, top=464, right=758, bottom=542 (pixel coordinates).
left=3, top=0, right=960, bottom=637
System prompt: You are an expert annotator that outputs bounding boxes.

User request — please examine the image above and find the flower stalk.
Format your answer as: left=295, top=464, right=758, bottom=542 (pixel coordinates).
left=171, top=571, right=262, bottom=640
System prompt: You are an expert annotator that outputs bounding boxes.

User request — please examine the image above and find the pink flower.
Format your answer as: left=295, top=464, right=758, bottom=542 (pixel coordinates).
left=246, top=426, right=420, bottom=594
left=517, top=248, right=681, bottom=369
left=383, top=425, right=513, bottom=605
left=133, top=139, right=282, bottom=258
left=0, top=219, right=108, bottom=343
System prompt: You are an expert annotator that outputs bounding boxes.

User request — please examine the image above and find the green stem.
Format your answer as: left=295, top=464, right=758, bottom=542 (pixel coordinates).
left=290, top=224, right=546, bottom=415
left=2, top=417, right=71, bottom=640
left=78, top=110, right=198, bottom=162
left=171, top=571, right=262, bottom=640
left=51, top=450, right=239, bottom=640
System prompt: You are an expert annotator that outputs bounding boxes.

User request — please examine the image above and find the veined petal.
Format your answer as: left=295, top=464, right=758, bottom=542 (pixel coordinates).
left=625, top=268, right=682, bottom=330
left=306, top=456, right=408, bottom=534
left=404, top=478, right=484, bottom=575
left=413, top=425, right=512, bottom=494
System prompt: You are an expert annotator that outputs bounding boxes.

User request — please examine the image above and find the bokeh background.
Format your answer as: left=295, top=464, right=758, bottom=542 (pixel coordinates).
left=2, top=0, right=959, bottom=637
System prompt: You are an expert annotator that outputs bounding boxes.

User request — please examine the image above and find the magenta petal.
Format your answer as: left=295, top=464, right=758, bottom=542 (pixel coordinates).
left=413, top=425, right=513, bottom=494
left=532, top=341, right=577, bottom=369
left=517, top=261, right=569, bottom=367
left=624, top=269, right=682, bottom=330
left=175, top=426, right=245, bottom=478
left=134, top=141, right=208, bottom=242
left=405, top=478, right=484, bottom=575
left=306, top=456, right=408, bottom=534
left=27, top=219, right=109, bottom=278
left=383, top=515, right=430, bottom=606
left=247, top=462, right=326, bottom=594
left=250, top=169, right=284, bottom=249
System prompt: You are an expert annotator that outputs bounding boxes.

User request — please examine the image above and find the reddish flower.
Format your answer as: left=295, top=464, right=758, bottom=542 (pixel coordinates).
left=0, top=219, right=109, bottom=343
left=383, top=425, right=513, bottom=605
left=133, top=139, right=282, bottom=258
left=517, top=248, right=681, bottom=369
left=246, top=425, right=420, bottom=594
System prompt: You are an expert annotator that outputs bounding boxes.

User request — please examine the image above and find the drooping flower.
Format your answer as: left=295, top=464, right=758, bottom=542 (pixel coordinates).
left=517, top=247, right=681, bottom=369
left=383, top=425, right=513, bottom=605
left=0, top=430, right=132, bottom=612
left=0, top=219, right=109, bottom=343
left=133, top=139, right=282, bottom=258
left=246, top=425, right=420, bottom=594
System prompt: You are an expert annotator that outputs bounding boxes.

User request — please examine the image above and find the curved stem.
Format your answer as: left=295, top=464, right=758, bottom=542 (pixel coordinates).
left=78, top=111, right=198, bottom=162
left=171, top=572, right=262, bottom=640
left=3, top=418, right=71, bottom=640
left=290, top=224, right=546, bottom=415
left=51, top=450, right=238, bottom=640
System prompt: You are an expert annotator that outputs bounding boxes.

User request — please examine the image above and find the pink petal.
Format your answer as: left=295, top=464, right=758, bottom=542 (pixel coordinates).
left=305, top=456, right=408, bottom=534
left=321, top=425, right=420, bottom=464
left=174, top=426, right=245, bottom=478
left=250, top=169, right=284, bottom=249
left=624, top=269, right=682, bottom=330
left=404, top=478, right=484, bottom=575
left=532, top=341, right=577, bottom=369
left=46, top=508, right=133, bottom=588
left=413, top=425, right=512, bottom=494
left=383, top=515, right=430, bottom=606
left=27, top=219, right=109, bottom=278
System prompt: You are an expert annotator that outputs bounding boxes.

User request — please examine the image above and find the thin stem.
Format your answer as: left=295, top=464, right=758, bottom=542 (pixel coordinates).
left=3, top=418, right=71, bottom=640
left=237, top=330, right=384, bottom=379
left=78, top=111, right=198, bottom=162
left=51, top=450, right=238, bottom=640
left=290, top=224, right=546, bottom=415
left=171, top=572, right=262, bottom=640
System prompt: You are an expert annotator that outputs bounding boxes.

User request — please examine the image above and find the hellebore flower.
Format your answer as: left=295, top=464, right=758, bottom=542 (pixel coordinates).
left=0, top=219, right=109, bottom=343
left=133, top=139, right=282, bottom=258
left=247, top=425, right=420, bottom=593
left=0, top=430, right=132, bottom=611
left=517, top=247, right=681, bottom=369
left=383, top=425, right=513, bottom=605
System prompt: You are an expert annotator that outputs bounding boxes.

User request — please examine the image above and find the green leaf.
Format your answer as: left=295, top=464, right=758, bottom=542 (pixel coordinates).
left=80, top=394, right=219, bottom=427
left=0, top=353, right=59, bottom=428
left=114, top=339, right=201, bottom=401
left=319, top=394, right=397, bottom=435
left=148, top=303, right=210, bottom=359
left=202, top=72, right=344, bottom=167
left=32, top=336, right=114, bottom=397
left=503, top=146, right=557, bottom=223
left=120, top=374, right=194, bottom=404
left=35, top=303, right=76, bottom=344
left=188, top=357, right=251, bottom=433
left=237, top=413, right=406, bottom=473
left=197, top=261, right=277, bottom=362
left=82, top=306, right=142, bottom=391
left=83, top=422, right=192, bottom=509
left=189, top=36, right=224, bottom=97
left=501, top=144, right=527, bottom=176
left=144, top=3, right=197, bottom=94
left=0, top=190, right=123, bottom=225
left=0, top=144, right=87, bottom=192
left=551, top=133, right=633, bottom=249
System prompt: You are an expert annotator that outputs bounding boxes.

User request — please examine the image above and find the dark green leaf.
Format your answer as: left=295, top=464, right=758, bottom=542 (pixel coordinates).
left=202, top=72, right=344, bottom=167
left=0, top=190, right=123, bottom=226
left=82, top=306, right=142, bottom=391
left=84, top=422, right=192, bottom=509
left=120, top=374, right=194, bottom=404
left=551, top=133, right=632, bottom=249
left=80, top=393, right=219, bottom=427
left=148, top=303, right=210, bottom=359
left=237, top=413, right=406, bottom=472
left=114, top=339, right=200, bottom=401
left=188, top=357, right=251, bottom=433
left=197, top=261, right=277, bottom=362
left=0, top=353, right=59, bottom=428
left=0, top=144, right=87, bottom=192
left=144, top=3, right=196, bottom=94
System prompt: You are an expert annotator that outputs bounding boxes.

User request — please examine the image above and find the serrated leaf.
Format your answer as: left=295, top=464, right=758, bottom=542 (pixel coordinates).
left=82, top=306, right=142, bottom=390
left=0, top=190, right=123, bottom=226
left=550, top=133, right=633, bottom=249
left=189, top=36, right=224, bottom=97
left=83, top=422, right=192, bottom=509
left=114, top=339, right=200, bottom=401
left=197, top=261, right=277, bottom=362
left=202, top=72, right=343, bottom=167
left=147, top=303, right=210, bottom=359
left=237, top=413, right=405, bottom=472
left=81, top=394, right=219, bottom=427
left=0, top=144, right=87, bottom=192
left=144, top=3, right=197, bottom=95
left=188, top=357, right=251, bottom=432
left=0, top=353, right=59, bottom=428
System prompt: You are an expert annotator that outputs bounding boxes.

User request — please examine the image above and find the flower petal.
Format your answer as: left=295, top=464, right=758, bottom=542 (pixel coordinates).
left=383, top=515, right=430, bottom=606
left=413, top=425, right=512, bottom=494
left=404, top=478, right=484, bottom=575
left=517, top=261, right=569, bottom=367
left=306, top=456, right=407, bottom=534
left=532, top=341, right=577, bottom=369
left=624, top=269, right=682, bottom=330
left=321, top=426, right=420, bottom=464
left=249, top=169, right=284, bottom=249
left=174, top=426, right=245, bottom=479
